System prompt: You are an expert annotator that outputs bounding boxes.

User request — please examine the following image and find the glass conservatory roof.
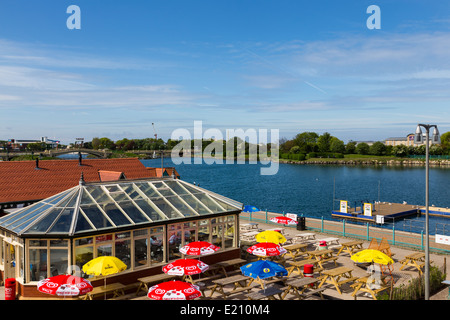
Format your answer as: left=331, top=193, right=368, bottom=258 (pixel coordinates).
left=0, top=179, right=242, bottom=237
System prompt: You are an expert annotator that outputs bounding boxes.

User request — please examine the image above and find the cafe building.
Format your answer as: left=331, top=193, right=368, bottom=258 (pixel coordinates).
left=0, top=176, right=242, bottom=298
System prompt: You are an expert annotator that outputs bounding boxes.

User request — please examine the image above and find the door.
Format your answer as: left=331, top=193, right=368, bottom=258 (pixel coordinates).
left=4, top=242, right=17, bottom=279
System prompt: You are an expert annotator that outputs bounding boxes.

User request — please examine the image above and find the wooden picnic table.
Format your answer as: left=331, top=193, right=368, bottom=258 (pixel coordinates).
left=136, top=273, right=177, bottom=295
left=281, top=277, right=325, bottom=300
left=83, top=282, right=126, bottom=300
left=318, top=266, right=358, bottom=294
left=240, top=223, right=260, bottom=231
left=247, top=285, right=285, bottom=300
left=306, top=249, right=338, bottom=269
left=215, top=258, right=247, bottom=276
left=209, top=274, right=255, bottom=298
left=282, top=243, right=308, bottom=261
left=314, top=237, right=340, bottom=249
left=286, top=259, right=321, bottom=276
left=240, top=231, right=260, bottom=242
left=399, top=252, right=427, bottom=274
left=351, top=276, right=390, bottom=300
left=337, top=240, right=364, bottom=256
left=267, top=227, right=285, bottom=234
left=293, top=233, right=316, bottom=243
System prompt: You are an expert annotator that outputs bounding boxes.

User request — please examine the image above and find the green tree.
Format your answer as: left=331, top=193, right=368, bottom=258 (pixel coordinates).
left=355, top=142, right=370, bottom=155
left=345, top=141, right=357, bottom=154
left=330, top=137, right=345, bottom=153
left=440, top=131, right=450, bottom=154
left=317, top=132, right=332, bottom=153
left=293, top=132, right=319, bottom=153
left=392, top=144, right=408, bottom=157
left=369, top=141, right=386, bottom=156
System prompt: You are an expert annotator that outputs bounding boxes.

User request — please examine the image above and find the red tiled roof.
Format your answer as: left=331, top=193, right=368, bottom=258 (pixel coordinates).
left=146, top=167, right=180, bottom=179
left=0, top=158, right=154, bottom=204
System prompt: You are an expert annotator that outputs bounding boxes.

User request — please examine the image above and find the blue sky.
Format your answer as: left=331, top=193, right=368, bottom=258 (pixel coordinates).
left=1, top=1, right=450, bottom=144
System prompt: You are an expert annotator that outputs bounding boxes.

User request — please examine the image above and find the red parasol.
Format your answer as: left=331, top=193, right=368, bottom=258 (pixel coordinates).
left=163, top=258, right=209, bottom=276
left=147, top=280, right=201, bottom=300
left=247, top=242, right=287, bottom=257
left=179, top=241, right=220, bottom=256
left=270, top=216, right=298, bottom=225
left=37, top=274, right=93, bottom=297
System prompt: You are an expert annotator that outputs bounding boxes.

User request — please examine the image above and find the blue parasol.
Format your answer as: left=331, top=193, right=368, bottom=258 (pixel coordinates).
left=242, top=205, right=260, bottom=212
left=240, top=260, right=287, bottom=280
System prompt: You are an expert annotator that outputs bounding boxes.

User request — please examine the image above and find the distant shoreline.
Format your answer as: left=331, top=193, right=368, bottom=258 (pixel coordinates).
left=278, top=158, right=450, bottom=167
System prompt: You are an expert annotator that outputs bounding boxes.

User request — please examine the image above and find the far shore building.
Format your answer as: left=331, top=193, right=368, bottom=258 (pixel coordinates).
left=0, top=158, right=179, bottom=214
left=384, top=134, right=416, bottom=147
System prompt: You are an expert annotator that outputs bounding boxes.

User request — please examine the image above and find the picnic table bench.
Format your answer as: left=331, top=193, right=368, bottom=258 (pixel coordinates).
left=351, top=276, right=390, bottom=300
left=293, top=233, right=316, bottom=243
left=209, top=274, right=256, bottom=298
left=240, top=223, right=260, bottom=231
left=240, top=231, right=260, bottom=242
left=318, top=266, right=358, bottom=295
left=306, top=249, right=338, bottom=269
left=337, top=240, right=364, bottom=256
left=136, top=273, right=177, bottom=295
left=286, top=259, right=323, bottom=276
left=246, top=285, right=284, bottom=300
left=82, top=282, right=126, bottom=300
left=399, top=252, right=429, bottom=275
left=214, top=258, right=247, bottom=276
left=282, top=243, right=309, bottom=261
left=314, top=237, right=340, bottom=249
left=281, top=277, right=325, bottom=300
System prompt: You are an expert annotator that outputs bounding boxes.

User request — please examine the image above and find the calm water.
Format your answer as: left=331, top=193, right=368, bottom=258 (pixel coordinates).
left=142, top=158, right=450, bottom=235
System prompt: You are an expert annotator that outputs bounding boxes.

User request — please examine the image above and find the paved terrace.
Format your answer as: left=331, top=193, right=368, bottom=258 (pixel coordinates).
left=1, top=214, right=448, bottom=300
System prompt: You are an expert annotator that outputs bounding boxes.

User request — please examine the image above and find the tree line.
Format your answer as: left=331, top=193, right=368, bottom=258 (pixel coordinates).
left=280, top=131, right=450, bottom=159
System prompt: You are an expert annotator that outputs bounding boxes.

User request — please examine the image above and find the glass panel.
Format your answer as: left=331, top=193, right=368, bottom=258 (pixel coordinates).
left=75, top=246, right=93, bottom=275
left=115, top=239, right=131, bottom=269
left=80, top=189, right=94, bottom=205
left=135, top=182, right=159, bottom=198
left=180, top=194, right=211, bottom=214
left=164, top=181, right=189, bottom=195
left=150, top=233, right=164, bottom=264
left=212, top=224, right=223, bottom=248
left=0, top=202, right=47, bottom=226
left=198, top=220, right=210, bottom=242
left=26, top=207, right=63, bottom=233
left=224, top=222, right=235, bottom=248
left=29, top=248, right=47, bottom=281
left=165, top=196, right=197, bottom=217
left=184, top=229, right=196, bottom=244
left=115, top=232, right=130, bottom=240
left=80, top=205, right=113, bottom=229
left=191, top=193, right=224, bottom=213
left=134, top=199, right=166, bottom=222
left=101, top=203, right=132, bottom=226
left=96, top=234, right=113, bottom=242
left=50, top=249, right=68, bottom=276
left=29, top=240, right=47, bottom=247
left=8, top=204, right=53, bottom=232
left=43, top=191, right=72, bottom=205
left=97, top=244, right=112, bottom=257
left=74, top=211, right=95, bottom=233
left=168, top=224, right=182, bottom=260
left=153, top=182, right=176, bottom=197
left=48, top=208, right=74, bottom=233
left=86, top=186, right=110, bottom=204
left=133, top=229, right=147, bottom=237
left=50, top=240, right=68, bottom=247
left=105, top=185, right=120, bottom=193
left=134, top=238, right=148, bottom=268
left=75, top=238, right=93, bottom=246
left=153, top=199, right=183, bottom=219
left=116, top=201, right=150, bottom=224
left=211, top=198, right=238, bottom=211
left=109, top=192, right=129, bottom=202
left=122, top=184, right=143, bottom=200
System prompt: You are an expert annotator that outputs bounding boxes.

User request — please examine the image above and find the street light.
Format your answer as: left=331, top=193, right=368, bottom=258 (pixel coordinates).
left=414, top=123, right=440, bottom=300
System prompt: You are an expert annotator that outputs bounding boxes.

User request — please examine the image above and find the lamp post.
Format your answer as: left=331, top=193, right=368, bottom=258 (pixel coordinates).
left=414, top=123, right=440, bottom=300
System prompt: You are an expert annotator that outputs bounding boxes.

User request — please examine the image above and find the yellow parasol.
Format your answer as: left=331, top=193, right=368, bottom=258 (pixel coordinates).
left=82, top=256, right=127, bottom=276
left=351, top=249, right=394, bottom=265
left=82, top=256, right=127, bottom=299
left=255, top=230, right=287, bottom=244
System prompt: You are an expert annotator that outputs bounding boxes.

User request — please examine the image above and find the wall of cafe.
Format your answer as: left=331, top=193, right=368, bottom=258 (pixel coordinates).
left=2, top=213, right=240, bottom=299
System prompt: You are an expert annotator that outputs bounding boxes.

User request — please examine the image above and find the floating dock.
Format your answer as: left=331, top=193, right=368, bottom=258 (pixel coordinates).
left=331, top=202, right=450, bottom=224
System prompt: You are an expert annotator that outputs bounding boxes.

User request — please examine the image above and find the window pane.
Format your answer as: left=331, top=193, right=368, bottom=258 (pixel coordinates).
left=134, top=238, right=148, bottom=267
left=133, top=229, right=147, bottom=237
left=101, top=203, right=132, bottom=227
left=80, top=206, right=113, bottom=229
left=27, top=208, right=62, bottom=233
left=180, top=195, right=211, bottom=214
left=115, top=239, right=131, bottom=269
left=48, top=208, right=74, bottom=233
left=116, top=201, right=150, bottom=224
left=29, top=248, right=47, bottom=281
left=121, top=184, right=143, bottom=200
left=153, top=199, right=183, bottom=219
left=75, top=246, right=93, bottom=275
left=135, top=182, right=159, bottom=198
left=87, top=186, right=110, bottom=204
left=164, top=181, right=189, bottom=195
left=97, top=244, right=112, bottom=257
left=191, top=194, right=224, bottom=213
left=150, top=233, right=164, bottom=264
left=50, top=249, right=68, bottom=276
left=134, top=200, right=166, bottom=222
left=109, top=192, right=129, bottom=202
